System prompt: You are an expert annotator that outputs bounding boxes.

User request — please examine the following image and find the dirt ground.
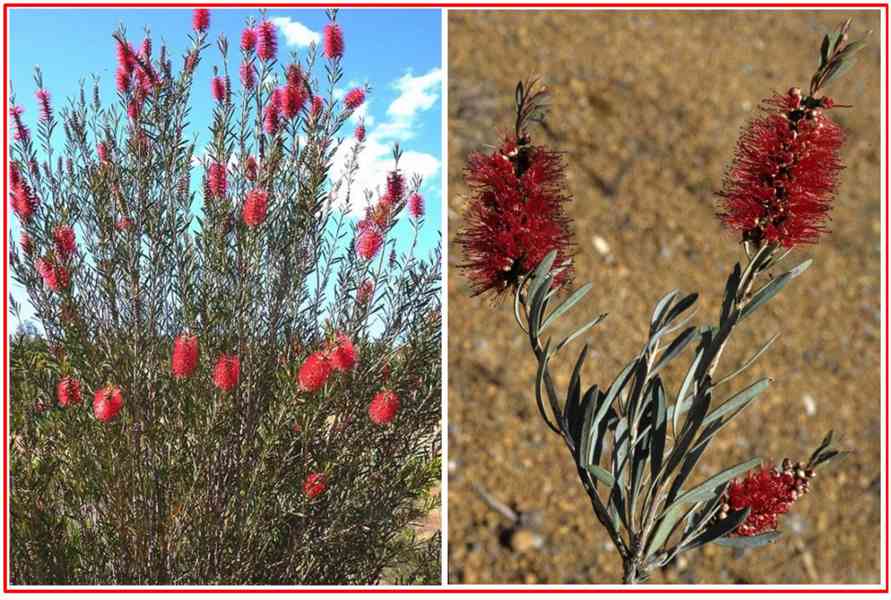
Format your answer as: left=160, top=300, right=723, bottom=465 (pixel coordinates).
left=446, top=10, right=883, bottom=585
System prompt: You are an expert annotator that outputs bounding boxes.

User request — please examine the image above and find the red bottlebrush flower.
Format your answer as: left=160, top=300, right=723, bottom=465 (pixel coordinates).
left=354, top=122, right=366, bottom=142
left=408, top=192, right=425, bottom=220
left=93, top=385, right=124, bottom=423
left=280, top=84, right=306, bottom=120
left=211, top=75, right=227, bottom=103
left=356, top=228, right=384, bottom=260
left=717, top=90, right=845, bottom=248
left=19, top=232, right=33, bottom=255
left=184, top=50, right=199, bottom=75
left=310, top=96, right=324, bottom=119
left=329, top=333, right=357, bottom=372
left=303, top=472, right=327, bottom=499
left=9, top=162, right=21, bottom=189
left=11, top=181, right=37, bottom=222
left=243, top=188, right=269, bottom=227
left=263, top=93, right=281, bottom=135
left=171, top=333, right=200, bottom=379
left=192, top=8, right=210, bottom=33
left=386, top=171, right=404, bottom=202
left=9, top=105, right=30, bottom=142
left=240, top=27, right=257, bottom=52
left=256, top=20, right=277, bottom=62
left=127, top=98, right=142, bottom=121
left=140, top=36, right=152, bottom=60
left=357, top=279, right=374, bottom=304
left=207, top=161, right=227, bottom=198
left=323, top=22, right=344, bottom=59
left=726, top=462, right=813, bottom=537
left=368, top=389, right=400, bottom=425
left=239, top=61, right=256, bottom=90
left=97, top=142, right=109, bottom=163
left=244, top=155, right=258, bottom=181
left=212, top=354, right=240, bottom=391
left=298, top=351, right=332, bottom=392
left=57, top=377, right=82, bottom=407
left=53, top=225, right=77, bottom=259
left=35, top=89, right=52, bottom=122
left=343, top=87, right=365, bottom=110
left=457, top=135, right=576, bottom=297
left=36, top=258, right=69, bottom=292
left=286, top=63, right=304, bottom=88
left=115, top=216, right=134, bottom=232
left=115, top=66, right=131, bottom=93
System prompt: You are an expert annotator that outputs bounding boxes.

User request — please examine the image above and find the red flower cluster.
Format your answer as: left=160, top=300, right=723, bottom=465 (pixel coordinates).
left=303, top=472, right=327, bottom=499
left=213, top=354, right=240, bottom=391
left=408, top=192, right=425, bottom=220
left=243, top=188, right=269, bottom=227
left=53, top=225, right=77, bottom=259
left=355, top=228, right=383, bottom=261
left=35, top=89, right=52, bottom=122
left=277, top=66, right=307, bottom=120
left=171, top=333, right=200, bottom=379
left=298, top=352, right=332, bottom=392
left=211, top=75, right=228, bottom=103
left=10, top=163, right=37, bottom=222
left=717, top=89, right=845, bottom=248
left=368, top=389, right=400, bottom=425
left=357, top=279, right=374, bottom=304
left=9, top=105, right=30, bottom=142
left=93, top=385, right=124, bottom=423
left=207, top=161, right=227, bottom=198
left=386, top=170, right=404, bottom=202
left=57, top=377, right=82, bottom=407
left=115, top=217, right=134, bottom=232
left=256, top=20, right=277, bottom=62
left=192, top=8, right=210, bottom=33
left=97, top=142, right=109, bottom=163
left=355, top=122, right=366, bottom=142
left=263, top=91, right=281, bottom=134
left=244, top=155, right=258, bottom=181
left=310, top=96, right=324, bottom=119
left=239, top=61, right=255, bottom=90
left=323, top=22, right=344, bottom=59
left=20, top=232, right=33, bottom=255
left=35, top=258, right=69, bottom=292
left=240, top=27, right=257, bottom=52
left=458, top=135, right=576, bottom=296
left=298, top=334, right=357, bottom=391
left=725, top=461, right=814, bottom=536
left=343, top=87, right=365, bottom=110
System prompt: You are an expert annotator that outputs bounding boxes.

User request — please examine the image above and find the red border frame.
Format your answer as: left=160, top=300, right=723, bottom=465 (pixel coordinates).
left=3, top=1, right=888, bottom=594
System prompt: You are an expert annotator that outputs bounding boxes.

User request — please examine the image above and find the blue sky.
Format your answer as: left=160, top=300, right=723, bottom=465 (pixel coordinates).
left=7, top=7, right=442, bottom=329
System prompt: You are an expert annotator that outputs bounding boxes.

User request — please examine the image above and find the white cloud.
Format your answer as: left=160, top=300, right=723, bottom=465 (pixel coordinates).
left=270, top=17, right=320, bottom=48
left=387, top=68, right=442, bottom=120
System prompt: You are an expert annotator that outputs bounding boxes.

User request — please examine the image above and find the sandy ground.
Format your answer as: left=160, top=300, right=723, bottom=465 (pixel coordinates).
left=446, top=10, right=883, bottom=585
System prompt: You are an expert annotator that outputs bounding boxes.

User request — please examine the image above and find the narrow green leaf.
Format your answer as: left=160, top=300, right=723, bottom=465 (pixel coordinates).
left=673, top=349, right=703, bottom=434
left=649, top=379, right=667, bottom=482
left=713, top=333, right=779, bottom=389
left=650, top=289, right=679, bottom=331
left=540, top=282, right=592, bottom=333
left=714, top=531, right=782, bottom=549
left=587, top=464, right=614, bottom=488
left=739, top=260, right=812, bottom=321
left=680, top=508, right=750, bottom=551
left=646, top=502, right=687, bottom=558
left=652, top=326, right=697, bottom=375
left=555, top=312, right=607, bottom=354
left=671, top=458, right=760, bottom=508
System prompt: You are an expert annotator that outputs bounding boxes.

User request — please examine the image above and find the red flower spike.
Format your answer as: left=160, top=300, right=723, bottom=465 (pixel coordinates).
left=97, top=142, right=109, bottom=163
left=357, top=279, right=374, bottom=304
left=343, top=87, right=365, bottom=110
left=19, top=232, right=33, bottom=255
left=211, top=76, right=227, bottom=103
left=192, top=9, right=210, bottom=33
left=53, top=225, right=77, bottom=260
left=243, top=188, right=269, bottom=227
left=171, top=333, right=200, bottom=379
left=11, top=180, right=37, bottom=222
left=369, top=389, right=400, bottom=425
left=115, top=217, right=134, bottom=232
left=310, top=96, right=324, bottom=119
left=355, top=123, right=366, bottom=142
left=256, top=20, right=277, bottom=62
left=35, top=258, right=69, bottom=292
left=263, top=93, right=281, bottom=135
left=298, top=351, right=332, bottom=392
left=726, top=463, right=813, bottom=537
left=9, top=105, right=30, bottom=142
left=240, top=27, right=257, bottom=53
left=329, top=333, right=357, bottom=372
left=458, top=136, right=576, bottom=297
left=280, top=84, right=307, bottom=120
left=323, top=22, right=344, bottom=59
left=212, top=354, right=240, bottom=391
left=239, top=61, right=256, bottom=91
left=386, top=171, right=405, bottom=202
left=717, top=90, right=845, bottom=248
left=408, top=192, right=424, bottom=220
left=244, top=155, right=258, bottom=181
left=303, top=472, right=327, bottom=499
left=35, top=89, right=52, bottom=122
left=356, top=228, right=383, bottom=260
left=57, top=377, right=82, bottom=407
left=93, top=385, right=124, bottom=423
left=115, top=67, right=131, bottom=93
left=207, top=161, right=227, bottom=198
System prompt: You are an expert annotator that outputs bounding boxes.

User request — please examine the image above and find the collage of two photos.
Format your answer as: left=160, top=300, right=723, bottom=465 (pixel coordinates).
left=4, top=2, right=887, bottom=593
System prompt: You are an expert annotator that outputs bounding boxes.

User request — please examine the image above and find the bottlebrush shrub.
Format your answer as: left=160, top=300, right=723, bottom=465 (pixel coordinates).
left=458, top=24, right=863, bottom=584
left=8, top=8, right=441, bottom=585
